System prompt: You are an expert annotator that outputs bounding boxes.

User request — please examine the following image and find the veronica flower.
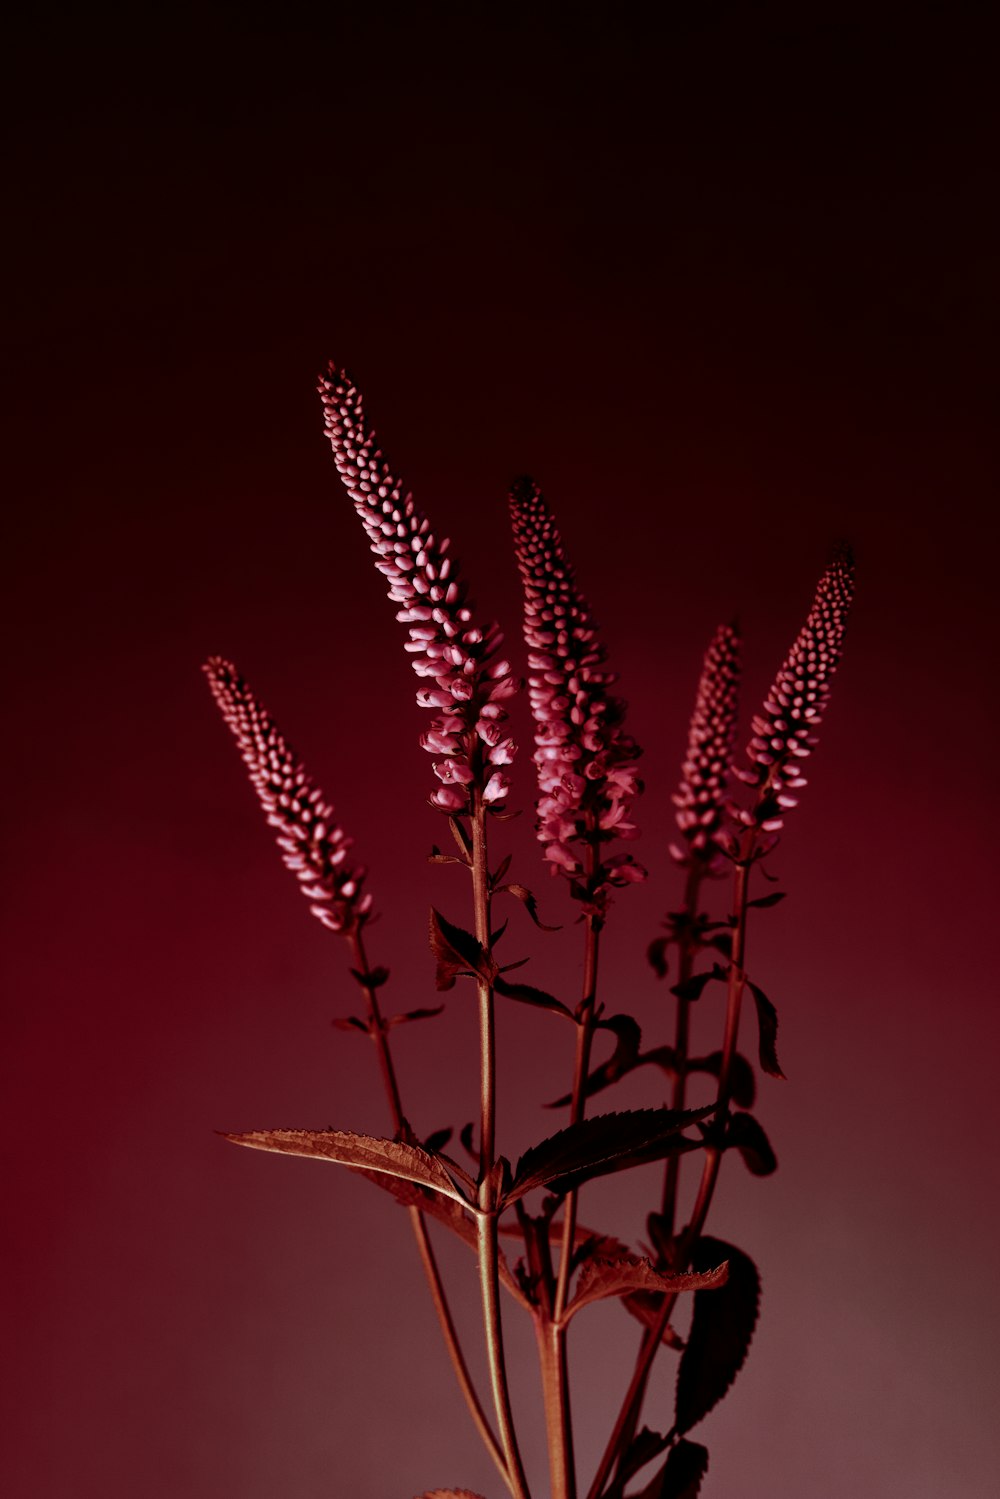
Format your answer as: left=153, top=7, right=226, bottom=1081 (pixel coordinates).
left=317, top=364, right=519, bottom=813
left=734, top=543, right=856, bottom=832
left=508, top=476, right=644, bottom=891
left=203, top=658, right=373, bottom=933
left=671, top=621, right=741, bottom=868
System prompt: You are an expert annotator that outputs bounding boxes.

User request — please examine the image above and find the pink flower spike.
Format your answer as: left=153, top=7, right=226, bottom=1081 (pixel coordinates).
left=318, top=363, right=520, bottom=809
left=203, top=658, right=373, bottom=935
left=673, top=621, right=741, bottom=871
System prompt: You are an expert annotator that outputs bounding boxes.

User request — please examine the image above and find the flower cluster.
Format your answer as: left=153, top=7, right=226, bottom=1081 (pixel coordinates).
left=735, top=543, right=856, bottom=832
left=508, top=476, right=644, bottom=888
left=203, top=657, right=373, bottom=933
left=671, top=621, right=741, bottom=868
left=318, top=364, right=519, bottom=813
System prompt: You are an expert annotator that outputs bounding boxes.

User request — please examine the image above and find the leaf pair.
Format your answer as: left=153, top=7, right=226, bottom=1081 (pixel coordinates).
left=430, top=906, right=572, bottom=1018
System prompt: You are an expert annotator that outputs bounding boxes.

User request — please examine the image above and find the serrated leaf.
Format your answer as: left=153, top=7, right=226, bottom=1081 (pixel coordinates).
left=675, top=1238, right=759, bottom=1435
left=221, top=1128, right=471, bottom=1204
left=498, top=881, right=561, bottom=930
left=505, top=1107, right=715, bottom=1204
left=746, top=980, right=786, bottom=1079
left=623, top=1291, right=687, bottom=1348
left=547, top=1014, right=643, bottom=1107
left=364, top=1171, right=529, bottom=1309
left=725, top=1111, right=777, bottom=1175
left=632, top=1439, right=709, bottom=1498
left=564, top=1254, right=727, bottom=1323
left=688, top=1050, right=756, bottom=1109
left=429, top=907, right=496, bottom=991
left=669, top=965, right=726, bottom=1002
left=746, top=891, right=787, bottom=909
left=385, top=1004, right=446, bottom=1029
left=493, top=973, right=574, bottom=1019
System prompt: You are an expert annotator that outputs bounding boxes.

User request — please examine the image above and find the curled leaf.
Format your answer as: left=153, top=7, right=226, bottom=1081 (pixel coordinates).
left=547, top=1014, right=643, bottom=1107
left=669, top=964, right=727, bottom=1002
left=674, top=1237, right=760, bottom=1435
left=497, top=881, right=561, bottom=930
left=429, top=907, right=496, bottom=991
left=725, top=1111, right=777, bottom=1176
left=647, top=935, right=670, bottom=978
left=493, top=974, right=574, bottom=1019
left=220, top=1127, right=471, bottom=1204
left=349, top=964, right=390, bottom=989
left=687, top=1050, right=756, bottom=1109
left=564, top=1254, right=727, bottom=1323
left=746, top=979, right=786, bottom=1080
left=506, top=1107, right=714, bottom=1204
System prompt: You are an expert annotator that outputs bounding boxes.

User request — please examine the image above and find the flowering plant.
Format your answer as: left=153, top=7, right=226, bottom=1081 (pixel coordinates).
left=204, top=364, right=855, bottom=1499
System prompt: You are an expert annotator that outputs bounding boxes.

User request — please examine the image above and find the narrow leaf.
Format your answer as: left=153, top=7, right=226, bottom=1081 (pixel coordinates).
left=429, top=906, right=495, bottom=990
left=447, top=815, right=472, bottom=859
left=610, top=1427, right=670, bottom=1495
left=669, top=965, right=726, bottom=1002
left=331, top=1015, right=368, bottom=1034
left=675, top=1237, right=759, bottom=1435
left=565, top=1254, right=727, bottom=1323
left=746, top=891, right=787, bottom=909
left=746, top=980, right=786, bottom=1079
left=647, top=935, right=670, bottom=978
left=506, top=1107, right=714, bottom=1204
left=499, top=881, right=561, bottom=930
left=547, top=1014, right=643, bottom=1107
left=349, top=964, right=390, bottom=989
left=494, top=973, right=574, bottom=1019
left=725, top=1111, right=777, bottom=1175
left=423, top=1126, right=453, bottom=1154
left=220, top=1128, right=470, bottom=1204
left=385, top=1004, right=446, bottom=1029
left=416, top=1489, right=489, bottom=1497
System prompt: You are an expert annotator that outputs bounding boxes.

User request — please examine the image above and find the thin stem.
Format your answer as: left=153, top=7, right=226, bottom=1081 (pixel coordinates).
left=659, top=862, right=704, bottom=1232
left=347, top=925, right=507, bottom=1485
left=587, top=840, right=756, bottom=1499
left=470, top=785, right=531, bottom=1499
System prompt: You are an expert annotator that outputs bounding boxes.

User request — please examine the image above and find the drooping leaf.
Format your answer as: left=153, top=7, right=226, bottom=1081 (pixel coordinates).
left=505, top=1107, right=714, bottom=1204
left=493, top=973, right=574, bottom=1019
left=428, top=844, right=466, bottom=867
left=647, top=935, right=670, bottom=978
left=547, top=1015, right=643, bottom=1107
left=623, top=1291, right=687, bottom=1348
left=564, top=1254, right=727, bottom=1323
left=429, top=907, right=496, bottom=990
left=674, top=1237, right=760, bottom=1435
left=746, top=891, right=787, bottom=909
left=221, top=1127, right=471, bottom=1204
left=631, top=1439, right=709, bottom=1498
left=423, top=1126, right=453, bottom=1154
left=349, top=964, right=390, bottom=989
left=746, top=980, right=786, bottom=1080
left=459, top=1121, right=477, bottom=1160
left=607, top=1427, right=670, bottom=1497
left=725, top=1111, right=777, bottom=1175
left=497, top=881, right=561, bottom=930
left=331, top=1015, right=369, bottom=1034
left=669, top=965, right=727, bottom=1002
left=687, top=1050, right=756, bottom=1109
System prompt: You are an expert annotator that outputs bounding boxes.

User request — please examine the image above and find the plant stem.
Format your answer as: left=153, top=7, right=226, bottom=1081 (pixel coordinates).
left=660, top=862, right=704, bottom=1232
left=587, top=838, right=755, bottom=1499
left=347, top=925, right=508, bottom=1486
left=470, top=785, right=531, bottom=1499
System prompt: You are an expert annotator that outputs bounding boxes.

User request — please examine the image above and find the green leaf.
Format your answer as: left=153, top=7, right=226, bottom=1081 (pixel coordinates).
left=505, top=1107, right=715, bottom=1204
left=498, top=881, right=561, bottom=930
left=564, top=1254, right=727, bottom=1324
left=220, top=1127, right=471, bottom=1204
left=493, top=974, right=574, bottom=1019
left=725, top=1111, right=777, bottom=1175
left=674, top=1237, right=760, bottom=1435
left=429, top=907, right=496, bottom=990
left=631, top=1439, right=709, bottom=1498
left=746, top=980, right=786, bottom=1080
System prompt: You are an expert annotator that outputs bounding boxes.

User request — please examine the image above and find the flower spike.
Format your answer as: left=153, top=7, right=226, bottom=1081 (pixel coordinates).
left=736, top=543, right=856, bottom=832
left=671, top=621, right=742, bottom=870
left=508, top=476, right=644, bottom=896
left=318, top=364, right=519, bottom=813
left=203, top=658, right=373, bottom=933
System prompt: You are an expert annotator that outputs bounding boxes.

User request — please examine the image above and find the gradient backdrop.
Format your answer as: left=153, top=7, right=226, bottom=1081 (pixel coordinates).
left=4, top=5, right=998, bottom=1497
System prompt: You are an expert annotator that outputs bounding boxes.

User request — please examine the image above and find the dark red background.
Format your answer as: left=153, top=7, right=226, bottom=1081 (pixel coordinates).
left=4, top=5, right=998, bottom=1496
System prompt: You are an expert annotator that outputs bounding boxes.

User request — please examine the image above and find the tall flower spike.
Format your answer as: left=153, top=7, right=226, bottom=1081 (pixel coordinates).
left=735, top=543, right=856, bottom=832
left=508, top=476, right=644, bottom=893
left=671, top=621, right=742, bottom=869
left=204, top=658, right=373, bottom=933
left=318, top=364, right=519, bottom=813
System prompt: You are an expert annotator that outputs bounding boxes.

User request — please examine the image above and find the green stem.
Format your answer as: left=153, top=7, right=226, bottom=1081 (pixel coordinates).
left=347, top=926, right=508, bottom=1485
left=470, top=786, right=531, bottom=1499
